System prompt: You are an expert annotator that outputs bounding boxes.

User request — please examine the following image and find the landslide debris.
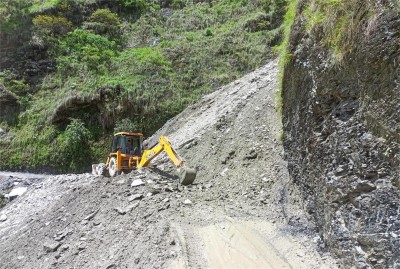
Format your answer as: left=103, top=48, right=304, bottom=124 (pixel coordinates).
left=0, top=61, right=338, bottom=269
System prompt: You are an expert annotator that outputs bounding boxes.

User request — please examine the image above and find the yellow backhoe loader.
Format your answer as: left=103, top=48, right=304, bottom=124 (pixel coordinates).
left=92, top=132, right=196, bottom=185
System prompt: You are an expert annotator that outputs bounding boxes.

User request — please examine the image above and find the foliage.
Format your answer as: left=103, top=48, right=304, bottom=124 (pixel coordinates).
left=0, top=71, right=29, bottom=95
left=0, top=0, right=31, bottom=32
left=32, top=15, right=73, bottom=38
left=56, top=119, right=92, bottom=172
left=0, top=0, right=288, bottom=173
left=114, top=118, right=141, bottom=133
left=275, top=0, right=299, bottom=113
left=84, top=9, right=122, bottom=40
left=28, top=0, right=59, bottom=13
left=303, top=0, right=373, bottom=62
left=204, top=28, right=213, bottom=36
left=119, top=0, right=158, bottom=14
left=55, top=29, right=119, bottom=75
left=90, top=8, right=120, bottom=25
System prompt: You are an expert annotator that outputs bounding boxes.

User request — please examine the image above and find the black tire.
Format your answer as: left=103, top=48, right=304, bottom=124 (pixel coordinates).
left=108, top=157, right=118, bottom=177
left=97, top=163, right=107, bottom=176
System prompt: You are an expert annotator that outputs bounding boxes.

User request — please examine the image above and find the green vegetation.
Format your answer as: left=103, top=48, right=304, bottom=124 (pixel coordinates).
left=303, top=0, right=374, bottom=62
left=32, top=15, right=73, bottom=38
left=0, top=0, right=287, bottom=172
left=84, top=9, right=122, bottom=40
left=55, top=29, right=119, bottom=75
left=275, top=0, right=299, bottom=113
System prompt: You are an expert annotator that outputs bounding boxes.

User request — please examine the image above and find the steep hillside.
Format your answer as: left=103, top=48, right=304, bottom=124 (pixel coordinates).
left=0, top=0, right=286, bottom=172
left=282, top=1, right=400, bottom=268
left=0, top=61, right=338, bottom=269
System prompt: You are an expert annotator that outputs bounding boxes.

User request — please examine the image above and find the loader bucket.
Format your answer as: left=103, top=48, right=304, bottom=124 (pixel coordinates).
left=92, top=164, right=100, bottom=175
left=177, top=166, right=197, bottom=185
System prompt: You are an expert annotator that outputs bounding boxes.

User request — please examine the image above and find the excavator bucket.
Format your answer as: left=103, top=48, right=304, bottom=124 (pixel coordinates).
left=92, top=164, right=100, bottom=175
left=177, top=166, right=197, bottom=185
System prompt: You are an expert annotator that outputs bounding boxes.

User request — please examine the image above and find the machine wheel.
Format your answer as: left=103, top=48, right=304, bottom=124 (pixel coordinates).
left=97, top=163, right=107, bottom=176
left=108, top=157, right=118, bottom=177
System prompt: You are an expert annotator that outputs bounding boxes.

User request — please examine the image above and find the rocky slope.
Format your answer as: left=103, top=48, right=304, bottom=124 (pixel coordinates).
left=282, top=1, right=400, bottom=268
left=0, top=60, right=338, bottom=268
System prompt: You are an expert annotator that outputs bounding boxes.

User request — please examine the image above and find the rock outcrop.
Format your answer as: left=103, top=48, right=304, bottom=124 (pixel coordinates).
left=282, top=1, right=400, bottom=268
left=0, top=85, right=20, bottom=124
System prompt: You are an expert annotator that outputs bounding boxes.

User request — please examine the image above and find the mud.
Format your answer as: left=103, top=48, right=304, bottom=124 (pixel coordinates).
left=0, top=60, right=338, bottom=268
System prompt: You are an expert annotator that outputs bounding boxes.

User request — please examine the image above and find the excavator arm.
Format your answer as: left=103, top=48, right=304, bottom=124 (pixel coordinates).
left=138, top=136, right=183, bottom=168
left=138, top=136, right=196, bottom=185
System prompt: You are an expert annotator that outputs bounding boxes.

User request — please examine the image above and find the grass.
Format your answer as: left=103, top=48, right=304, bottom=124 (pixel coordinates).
left=275, top=0, right=299, bottom=114
left=302, top=0, right=374, bottom=63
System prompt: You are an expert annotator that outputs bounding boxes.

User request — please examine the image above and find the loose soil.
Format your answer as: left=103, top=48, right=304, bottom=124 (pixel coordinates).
left=0, top=60, right=338, bottom=269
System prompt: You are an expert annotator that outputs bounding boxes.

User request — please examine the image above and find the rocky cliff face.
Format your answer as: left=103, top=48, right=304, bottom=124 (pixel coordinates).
left=0, top=85, right=20, bottom=124
left=282, top=1, right=400, bottom=268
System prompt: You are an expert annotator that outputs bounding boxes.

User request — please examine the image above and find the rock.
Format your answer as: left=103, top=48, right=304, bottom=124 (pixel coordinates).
left=106, top=264, right=117, bottom=269
left=353, top=181, right=376, bottom=193
left=116, top=179, right=126, bottom=185
left=148, top=185, right=161, bottom=195
left=165, top=186, right=174, bottom=192
left=6, top=187, right=28, bottom=200
left=183, top=199, right=192, bottom=205
left=78, top=243, right=86, bottom=251
left=115, top=203, right=138, bottom=215
left=0, top=214, right=7, bottom=222
left=54, top=231, right=68, bottom=242
left=128, top=193, right=143, bottom=202
left=115, top=207, right=127, bottom=215
left=244, top=149, right=257, bottom=160
left=131, top=179, right=145, bottom=187
left=43, top=241, right=61, bottom=252
left=84, top=209, right=99, bottom=221
left=60, top=244, right=70, bottom=252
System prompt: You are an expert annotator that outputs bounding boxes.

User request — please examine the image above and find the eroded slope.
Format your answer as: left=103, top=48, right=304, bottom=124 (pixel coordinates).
left=0, top=60, right=337, bottom=269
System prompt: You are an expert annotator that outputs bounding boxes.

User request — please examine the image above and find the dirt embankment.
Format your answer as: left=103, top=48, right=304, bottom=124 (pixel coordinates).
left=0, top=60, right=338, bottom=269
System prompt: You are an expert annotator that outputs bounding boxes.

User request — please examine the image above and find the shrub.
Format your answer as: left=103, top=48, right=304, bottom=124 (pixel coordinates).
left=84, top=9, right=122, bottom=41
left=56, top=29, right=119, bottom=75
left=303, top=0, right=373, bottom=61
left=57, top=118, right=93, bottom=172
left=170, top=0, right=186, bottom=9
left=90, top=8, right=121, bottom=25
left=205, top=28, right=213, bottom=36
left=114, top=118, right=141, bottom=133
left=0, top=70, right=29, bottom=95
left=0, top=0, right=31, bottom=32
left=119, top=0, right=158, bottom=14
left=32, top=15, right=73, bottom=37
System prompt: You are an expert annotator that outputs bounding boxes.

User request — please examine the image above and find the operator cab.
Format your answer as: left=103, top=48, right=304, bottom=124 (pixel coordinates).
left=111, top=132, right=144, bottom=156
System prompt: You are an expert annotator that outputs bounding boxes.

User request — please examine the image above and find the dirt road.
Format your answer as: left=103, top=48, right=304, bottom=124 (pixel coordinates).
left=0, top=60, right=338, bottom=268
